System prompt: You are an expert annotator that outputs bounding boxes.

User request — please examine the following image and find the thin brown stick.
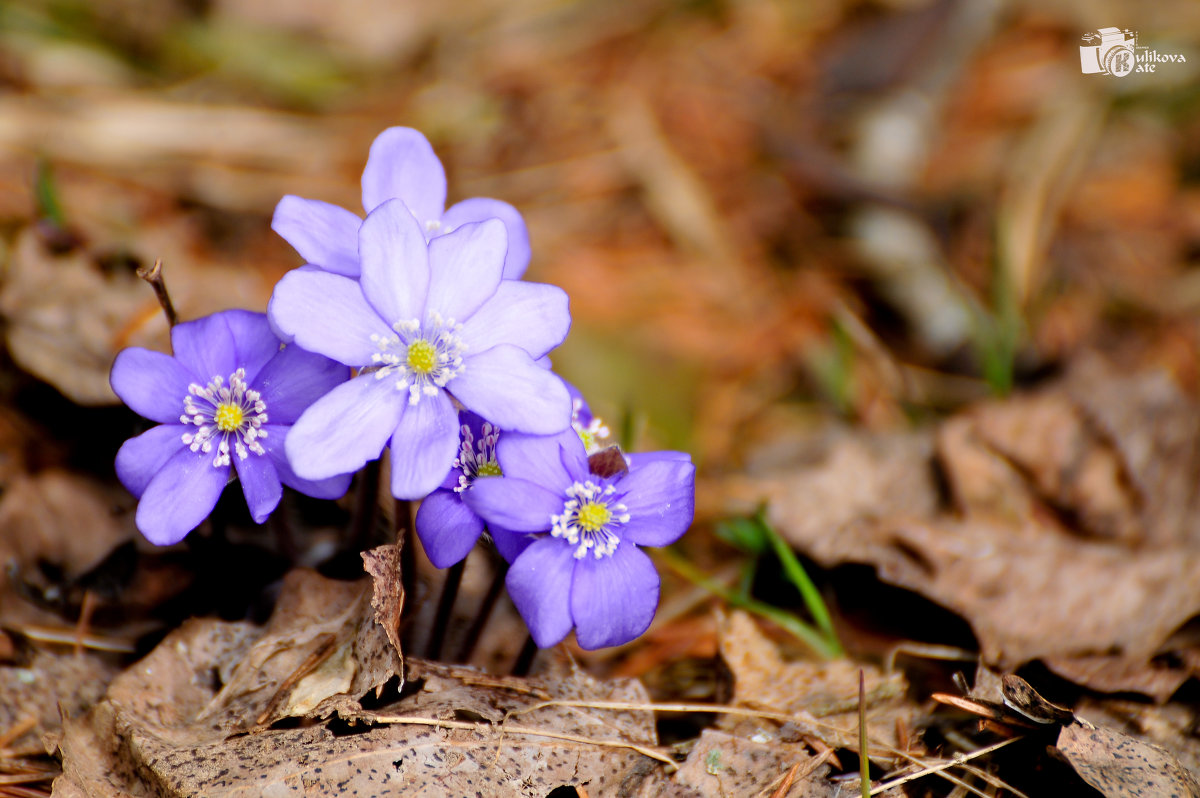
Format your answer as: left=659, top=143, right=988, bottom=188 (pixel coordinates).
left=136, top=258, right=178, bottom=328
left=0, top=717, right=37, bottom=751
left=72, top=590, right=98, bottom=657
left=13, top=625, right=135, bottom=653
left=369, top=714, right=677, bottom=770
left=867, top=737, right=1020, bottom=795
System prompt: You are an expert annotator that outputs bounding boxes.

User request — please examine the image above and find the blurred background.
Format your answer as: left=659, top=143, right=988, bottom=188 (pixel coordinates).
left=2, top=0, right=1200, bottom=470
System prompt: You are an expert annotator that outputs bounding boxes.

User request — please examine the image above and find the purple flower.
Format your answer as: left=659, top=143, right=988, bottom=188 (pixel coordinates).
left=272, top=127, right=530, bottom=280
left=111, top=310, right=353, bottom=546
left=416, top=384, right=610, bottom=568
left=414, top=410, right=518, bottom=567
left=268, top=198, right=572, bottom=500
left=463, top=430, right=695, bottom=650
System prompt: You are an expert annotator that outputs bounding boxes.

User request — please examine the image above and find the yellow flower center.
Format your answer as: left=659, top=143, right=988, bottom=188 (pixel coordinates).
left=214, top=403, right=245, bottom=432
left=576, top=501, right=612, bottom=533
left=405, top=339, right=437, bottom=374
left=476, top=461, right=503, bottom=478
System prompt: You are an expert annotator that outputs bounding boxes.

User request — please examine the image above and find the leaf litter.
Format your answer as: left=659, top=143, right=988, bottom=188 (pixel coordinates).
left=4, top=0, right=1200, bottom=795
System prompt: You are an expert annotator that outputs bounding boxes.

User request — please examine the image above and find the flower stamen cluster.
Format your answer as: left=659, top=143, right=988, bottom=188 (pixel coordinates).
left=571, top=397, right=611, bottom=454
left=453, top=421, right=501, bottom=493
left=180, top=368, right=268, bottom=467
left=370, top=311, right=465, bottom=405
left=551, top=480, right=630, bottom=560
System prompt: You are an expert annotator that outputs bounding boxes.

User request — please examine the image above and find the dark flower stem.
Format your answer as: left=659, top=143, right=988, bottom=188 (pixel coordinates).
left=350, top=459, right=382, bottom=551
left=136, top=258, right=179, bottom=328
left=453, top=553, right=508, bottom=664
left=510, top=634, right=538, bottom=677
left=395, top=498, right=416, bottom=607
left=269, top=500, right=298, bottom=562
left=424, top=559, right=465, bottom=660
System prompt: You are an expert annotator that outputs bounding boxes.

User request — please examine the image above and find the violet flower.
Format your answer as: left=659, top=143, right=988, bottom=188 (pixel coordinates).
left=111, top=310, right=352, bottom=546
left=414, top=410, right=519, bottom=567
left=272, top=127, right=530, bottom=280
left=463, top=429, right=695, bottom=650
left=416, top=388, right=609, bottom=568
left=268, top=198, right=572, bottom=500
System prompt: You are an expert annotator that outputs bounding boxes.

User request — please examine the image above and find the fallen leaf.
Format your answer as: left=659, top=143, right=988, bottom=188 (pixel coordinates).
left=673, top=729, right=838, bottom=798
left=55, top=569, right=665, bottom=796
left=1057, top=721, right=1200, bottom=798
left=718, top=611, right=916, bottom=759
left=0, top=649, right=117, bottom=754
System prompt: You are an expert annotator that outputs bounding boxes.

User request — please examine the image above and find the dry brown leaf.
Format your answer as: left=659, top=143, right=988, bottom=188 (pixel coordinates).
left=721, top=429, right=938, bottom=540
left=1075, top=698, right=1200, bottom=777
left=725, top=361, right=1200, bottom=672
left=360, top=544, right=404, bottom=659
left=795, top=516, right=1200, bottom=666
left=718, top=611, right=915, bottom=760
left=0, top=223, right=271, bottom=405
left=673, top=729, right=837, bottom=798
left=1042, top=655, right=1192, bottom=705
left=55, top=567, right=666, bottom=796
left=1057, top=722, right=1200, bottom=798
left=0, top=469, right=135, bottom=625
left=0, top=650, right=117, bottom=754
left=59, top=652, right=664, bottom=796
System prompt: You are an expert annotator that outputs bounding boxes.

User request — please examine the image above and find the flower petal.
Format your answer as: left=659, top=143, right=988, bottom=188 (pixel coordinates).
left=490, top=526, right=534, bottom=563
left=462, top=476, right=561, bottom=533
left=615, top=458, right=695, bottom=547
left=358, top=198, right=430, bottom=325
left=458, top=281, right=570, bottom=359
left=268, top=268, right=392, bottom=366
left=115, top=425, right=185, bottom=497
left=171, top=314, right=238, bottom=383
left=251, top=345, right=349, bottom=425
left=285, top=375, right=403, bottom=480
left=221, top=310, right=279, bottom=383
left=442, top=197, right=531, bottom=280
left=570, top=542, right=659, bottom=649
left=626, top=450, right=692, bottom=468
left=425, top=219, right=506, bottom=323
left=136, top=448, right=230, bottom=545
left=415, top=489, right=486, bottom=568
left=234, top=453, right=282, bottom=524
left=110, top=349, right=196, bottom=424
left=387, top=390, right=459, bottom=499
left=450, top=345, right=571, bottom=434
left=495, top=430, right=582, bottom=493
left=506, top=537, right=577, bottom=648
left=361, top=127, right=447, bottom=223
left=272, top=195, right=362, bottom=277
left=262, top=424, right=352, bottom=500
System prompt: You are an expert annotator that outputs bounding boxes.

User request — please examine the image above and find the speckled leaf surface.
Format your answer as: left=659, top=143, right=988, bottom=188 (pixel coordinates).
left=1058, top=722, right=1200, bottom=798
left=53, top=567, right=668, bottom=797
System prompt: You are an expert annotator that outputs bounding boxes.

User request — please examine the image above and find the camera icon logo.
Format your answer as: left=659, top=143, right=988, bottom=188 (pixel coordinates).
left=1080, top=28, right=1137, bottom=77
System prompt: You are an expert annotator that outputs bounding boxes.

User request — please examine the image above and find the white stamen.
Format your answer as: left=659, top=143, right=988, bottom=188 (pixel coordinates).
left=179, top=368, right=269, bottom=468
left=551, top=480, right=629, bottom=559
left=370, top=311, right=466, bottom=405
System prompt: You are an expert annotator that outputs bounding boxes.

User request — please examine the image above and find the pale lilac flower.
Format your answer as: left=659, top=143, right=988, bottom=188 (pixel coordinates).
left=111, top=310, right=352, bottom=546
left=269, top=198, right=571, bottom=500
left=463, top=429, right=695, bottom=650
left=272, top=127, right=530, bottom=280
